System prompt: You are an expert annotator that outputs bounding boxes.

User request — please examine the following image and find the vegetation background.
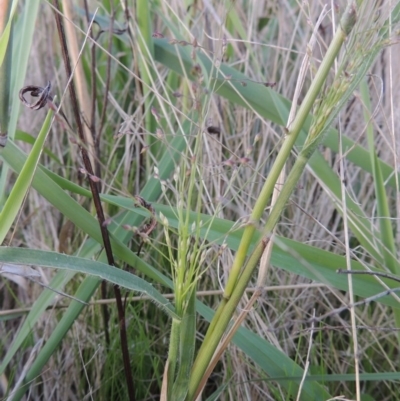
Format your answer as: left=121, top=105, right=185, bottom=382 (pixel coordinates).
left=0, top=1, right=400, bottom=400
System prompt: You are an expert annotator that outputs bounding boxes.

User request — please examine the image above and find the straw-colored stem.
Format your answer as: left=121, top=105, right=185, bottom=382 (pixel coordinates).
left=61, top=0, right=95, bottom=166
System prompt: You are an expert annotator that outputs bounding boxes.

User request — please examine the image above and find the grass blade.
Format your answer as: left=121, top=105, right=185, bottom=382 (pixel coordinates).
left=0, top=247, right=179, bottom=319
left=0, top=109, right=53, bottom=243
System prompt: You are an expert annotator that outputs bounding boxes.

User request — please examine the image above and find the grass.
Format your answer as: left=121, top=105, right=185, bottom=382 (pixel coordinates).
left=0, top=1, right=400, bottom=400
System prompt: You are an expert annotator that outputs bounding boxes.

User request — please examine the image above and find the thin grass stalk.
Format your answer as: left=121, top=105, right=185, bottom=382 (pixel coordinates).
left=136, top=1, right=158, bottom=160
left=339, top=110, right=361, bottom=401
left=97, top=7, right=114, bottom=140
left=189, top=5, right=358, bottom=393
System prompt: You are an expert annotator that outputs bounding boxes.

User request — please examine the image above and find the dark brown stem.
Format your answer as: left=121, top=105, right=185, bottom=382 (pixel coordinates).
left=82, top=0, right=110, bottom=347
left=51, top=2, right=136, bottom=400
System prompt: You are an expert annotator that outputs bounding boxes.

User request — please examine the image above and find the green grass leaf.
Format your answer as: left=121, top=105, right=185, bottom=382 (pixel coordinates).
left=0, top=247, right=179, bottom=319
left=0, top=109, right=53, bottom=243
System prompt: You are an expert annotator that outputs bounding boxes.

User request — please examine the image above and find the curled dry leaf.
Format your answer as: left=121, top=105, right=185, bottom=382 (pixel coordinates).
left=19, top=81, right=52, bottom=110
left=19, top=81, right=73, bottom=130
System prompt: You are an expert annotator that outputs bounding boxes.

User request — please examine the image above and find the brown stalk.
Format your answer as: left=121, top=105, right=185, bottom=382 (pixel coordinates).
left=51, top=1, right=136, bottom=400
left=81, top=0, right=110, bottom=347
